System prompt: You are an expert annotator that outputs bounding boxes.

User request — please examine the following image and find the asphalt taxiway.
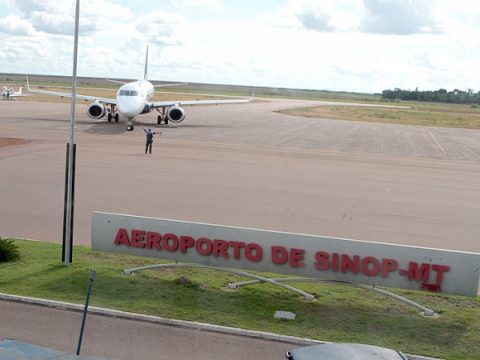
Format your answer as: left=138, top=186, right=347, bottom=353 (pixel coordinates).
left=1, top=99, right=479, bottom=252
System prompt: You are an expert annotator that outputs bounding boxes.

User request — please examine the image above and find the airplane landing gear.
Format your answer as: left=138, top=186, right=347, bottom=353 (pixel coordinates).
left=126, top=117, right=135, bottom=131
left=107, top=104, right=117, bottom=123
left=156, top=107, right=168, bottom=125
left=157, top=115, right=168, bottom=125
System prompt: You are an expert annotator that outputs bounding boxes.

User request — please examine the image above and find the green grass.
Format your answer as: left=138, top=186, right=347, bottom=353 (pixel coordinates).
left=1, top=239, right=479, bottom=359
left=278, top=102, right=480, bottom=129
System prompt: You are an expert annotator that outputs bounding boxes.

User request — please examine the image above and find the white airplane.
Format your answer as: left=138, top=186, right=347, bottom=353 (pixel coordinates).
left=2, top=86, right=24, bottom=99
left=27, top=46, right=252, bottom=131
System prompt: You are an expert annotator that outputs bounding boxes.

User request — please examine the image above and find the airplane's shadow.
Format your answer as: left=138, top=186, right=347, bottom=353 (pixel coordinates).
left=84, top=122, right=126, bottom=135
left=135, top=120, right=229, bottom=129
left=83, top=120, right=229, bottom=135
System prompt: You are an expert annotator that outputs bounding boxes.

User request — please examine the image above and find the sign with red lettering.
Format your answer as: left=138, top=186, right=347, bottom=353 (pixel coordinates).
left=91, top=212, right=480, bottom=297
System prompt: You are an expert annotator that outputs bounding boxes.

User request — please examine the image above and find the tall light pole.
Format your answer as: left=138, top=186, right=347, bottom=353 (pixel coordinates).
left=63, top=0, right=80, bottom=266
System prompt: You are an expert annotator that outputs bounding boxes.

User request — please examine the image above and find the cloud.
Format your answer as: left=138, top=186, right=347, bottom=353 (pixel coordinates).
left=362, top=0, right=441, bottom=35
left=0, top=15, right=35, bottom=35
left=10, top=0, right=132, bottom=35
left=12, top=0, right=72, bottom=16
left=135, top=11, right=186, bottom=46
left=2, top=0, right=480, bottom=93
left=82, top=0, right=133, bottom=20
left=0, top=33, right=74, bottom=76
left=29, top=11, right=98, bottom=35
left=271, top=0, right=440, bottom=35
left=296, top=9, right=334, bottom=32
left=173, top=0, right=221, bottom=9
left=268, top=0, right=364, bottom=32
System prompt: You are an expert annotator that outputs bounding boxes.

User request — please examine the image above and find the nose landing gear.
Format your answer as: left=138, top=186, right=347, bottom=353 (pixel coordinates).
left=126, top=118, right=134, bottom=131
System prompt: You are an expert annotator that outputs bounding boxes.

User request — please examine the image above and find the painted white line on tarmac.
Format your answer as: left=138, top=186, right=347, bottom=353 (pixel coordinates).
left=428, top=130, right=447, bottom=155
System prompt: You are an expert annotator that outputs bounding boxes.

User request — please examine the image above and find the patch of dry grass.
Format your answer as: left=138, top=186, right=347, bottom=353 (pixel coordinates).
left=278, top=102, right=480, bottom=129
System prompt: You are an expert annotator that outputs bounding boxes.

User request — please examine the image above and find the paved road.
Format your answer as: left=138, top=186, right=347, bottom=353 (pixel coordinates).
left=0, top=298, right=303, bottom=359
left=1, top=100, right=479, bottom=252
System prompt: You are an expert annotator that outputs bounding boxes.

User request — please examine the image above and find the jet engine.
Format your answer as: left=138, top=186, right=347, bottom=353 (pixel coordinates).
left=86, top=101, right=106, bottom=119
left=167, top=106, right=186, bottom=123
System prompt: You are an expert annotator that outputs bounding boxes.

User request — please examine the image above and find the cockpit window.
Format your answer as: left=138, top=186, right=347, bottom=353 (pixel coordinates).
left=119, top=90, right=139, bottom=96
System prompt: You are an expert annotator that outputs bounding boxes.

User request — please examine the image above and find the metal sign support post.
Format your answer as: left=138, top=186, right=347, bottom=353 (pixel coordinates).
left=62, top=142, right=76, bottom=264
left=76, top=269, right=96, bottom=355
left=63, top=0, right=80, bottom=266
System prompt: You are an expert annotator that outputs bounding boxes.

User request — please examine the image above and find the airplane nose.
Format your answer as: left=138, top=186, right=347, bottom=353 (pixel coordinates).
left=118, top=98, right=145, bottom=117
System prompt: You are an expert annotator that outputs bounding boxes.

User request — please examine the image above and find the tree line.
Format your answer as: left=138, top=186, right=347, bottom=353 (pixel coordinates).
left=381, top=88, right=480, bottom=104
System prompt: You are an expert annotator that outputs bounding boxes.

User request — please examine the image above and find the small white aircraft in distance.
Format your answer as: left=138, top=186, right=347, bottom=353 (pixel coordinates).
left=27, top=46, right=253, bottom=131
left=2, top=86, right=24, bottom=99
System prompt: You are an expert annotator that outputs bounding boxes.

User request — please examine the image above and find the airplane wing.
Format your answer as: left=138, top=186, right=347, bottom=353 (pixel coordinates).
left=27, top=88, right=117, bottom=105
left=150, top=98, right=251, bottom=108
left=28, top=88, right=117, bottom=105
left=153, top=82, right=188, bottom=88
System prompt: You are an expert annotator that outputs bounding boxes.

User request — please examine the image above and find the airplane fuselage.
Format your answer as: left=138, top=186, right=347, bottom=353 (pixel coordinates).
left=116, top=80, right=155, bottom=118
left=2, top=87, right=22, bottom=98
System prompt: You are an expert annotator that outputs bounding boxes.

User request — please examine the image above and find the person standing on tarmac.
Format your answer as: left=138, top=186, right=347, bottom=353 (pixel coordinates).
left=143, top=126, right=161, bottom=154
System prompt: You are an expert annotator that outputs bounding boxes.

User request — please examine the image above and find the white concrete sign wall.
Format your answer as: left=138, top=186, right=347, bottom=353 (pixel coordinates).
left=91, top=212, right=480, bottom=297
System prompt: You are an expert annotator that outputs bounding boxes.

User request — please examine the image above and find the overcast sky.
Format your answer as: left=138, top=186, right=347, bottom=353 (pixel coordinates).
left=1, top=0, right=479, bottom=93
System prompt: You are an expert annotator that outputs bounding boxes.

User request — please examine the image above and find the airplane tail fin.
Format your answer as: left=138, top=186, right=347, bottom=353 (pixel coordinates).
left=144, top=45, right=149, bottom=80
left=26, top=75, right=30, bottom=91
left=18, top=87, right=22, bottom=95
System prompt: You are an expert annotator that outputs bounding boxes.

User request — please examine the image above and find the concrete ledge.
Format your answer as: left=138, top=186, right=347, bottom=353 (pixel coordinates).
left=0, top=292, right=320, bottom=346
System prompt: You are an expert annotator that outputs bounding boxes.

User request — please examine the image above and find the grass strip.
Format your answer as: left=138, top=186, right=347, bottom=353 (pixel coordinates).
left=0, top=239, right=479, bottom=359
left=278, top=103, right=480, bottom=129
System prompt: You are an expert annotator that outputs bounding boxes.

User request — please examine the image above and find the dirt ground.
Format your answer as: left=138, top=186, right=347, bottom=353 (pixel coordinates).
left=0, top=137, right=27, bottom=147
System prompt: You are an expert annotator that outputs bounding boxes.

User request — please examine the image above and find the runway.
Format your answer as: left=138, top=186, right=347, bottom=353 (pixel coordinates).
left=1, top=99, right=479, bottom=252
